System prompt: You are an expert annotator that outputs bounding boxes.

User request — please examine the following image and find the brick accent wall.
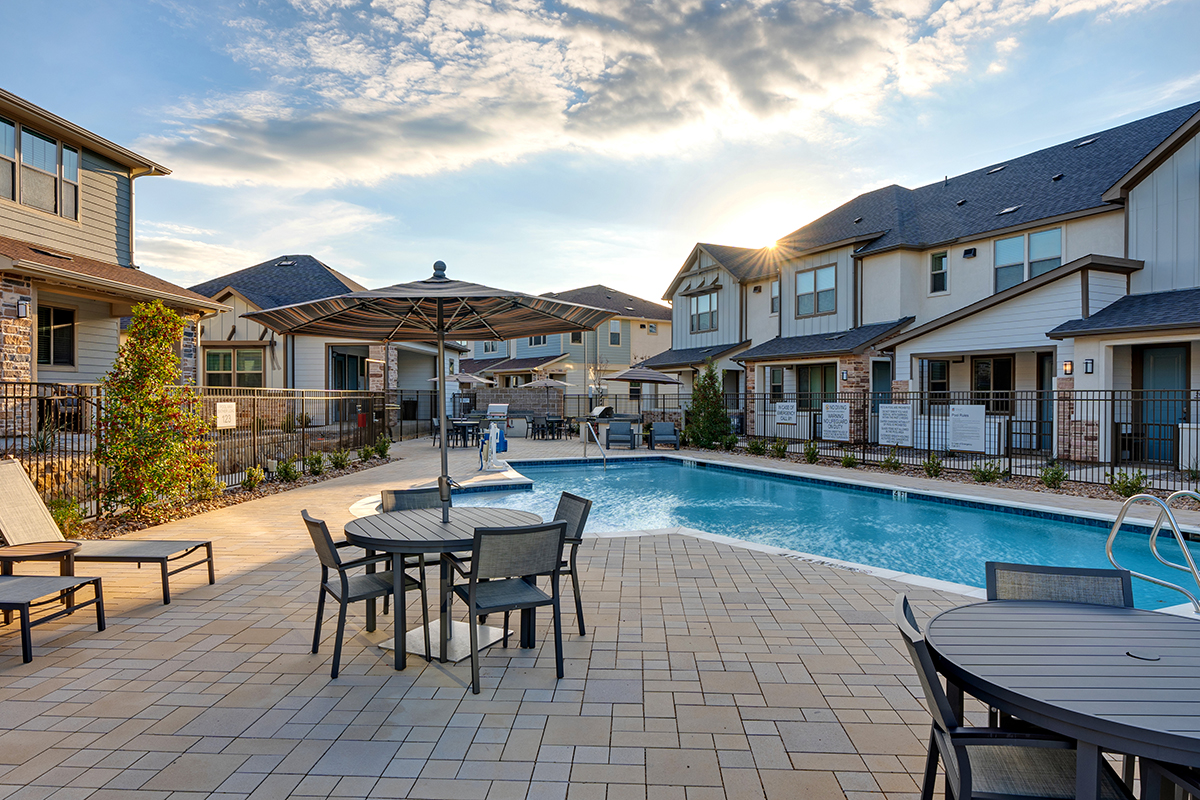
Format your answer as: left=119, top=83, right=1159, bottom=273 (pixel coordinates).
left=1054, top=377, right=1102, bottom=463
left=745, top=364, right=756, bottom=436
left=837, top=354, right=870, bottom=392
left=368, top=344, right=389, bottom=391
left=180, top=315, right=199, bottom=385
left=473, top=387, right=565, bottom=417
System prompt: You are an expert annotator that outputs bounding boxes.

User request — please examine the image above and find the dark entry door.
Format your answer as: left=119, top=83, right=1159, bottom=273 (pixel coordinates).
left=1141, top=346, right=1187, bottom=463
left=871, top=360, right=892, bottom=413
left=1037, top=353, right=1054, bottom=451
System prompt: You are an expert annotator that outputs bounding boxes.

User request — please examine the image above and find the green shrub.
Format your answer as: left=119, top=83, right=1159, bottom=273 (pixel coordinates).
left=358, top=446, right=375, bottom=463
left=746, top=438, right=768, bottom=456
left=305, top=453, right=325, bottom=476
left=241, top=465, right=265, bottom=491
left=46, top=497, right=83, bottom=538
left=923, top=454, right=943, bottom=478
left=280, top=415, right=296, bottom=434
left=840, top=453, right=858, bottom=469
left=769, top=439, right=789, bottom=458
left=1041, top=461, right=1068, bottom=489
left=193, top=471, right=226, bottom=501
left=969, top=460, right=1003, bottom=483
left=720, top=433, right=738, bottom=451
left=1187, top=459, right=1200, bottom=482
left=1107, top=469, right=1149, bottom=498
left=276, top=458, right=301, bottom=482
left=803, top=441, right=819, bottom=464
left=881, top=448, right=902, bottom=471
left=682, top=360, right=732, bottom=449
left=329, top=449, right=350, bottom=470
left=296, top=412, right=312, bottom=428
left=374, top=434, right=393, bottom=459
left=28, top=425, right=58, bottom=454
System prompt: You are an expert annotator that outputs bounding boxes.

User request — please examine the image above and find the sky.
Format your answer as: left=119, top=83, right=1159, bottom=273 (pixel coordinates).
left=4, top=0, right=1200, bottom=301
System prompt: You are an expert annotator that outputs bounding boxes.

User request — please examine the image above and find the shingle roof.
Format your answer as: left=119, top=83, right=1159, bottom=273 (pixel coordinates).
left=484, top=354, right=568, bottom=373
left=778, top=101, right=1200, bottom=257
left=697, top=244, right=782, bottom=284
left=541, top=285, right=671, bottom=320
left=640, top=341, right=751, bottom=369
left=189, top=255, right=365, bottom=310
left=1048, top=287, right=1200, bottom=339
left=735, top=319, right=913, bottom=362
left=460, top=357, right=507, bottom=374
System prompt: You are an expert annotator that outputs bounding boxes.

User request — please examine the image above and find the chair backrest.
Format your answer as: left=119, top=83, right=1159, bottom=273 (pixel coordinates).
left=301, top=510, right=343, bottom=570
left=0, top=459, right=66, bottom=546
left=381, top=487, right=444, bottom=512
left=652, top=422, right=676, bottom=437
left=893, top=594, right=960, bottom=733
left=609, top=420, right=632, bottom=437
left=554, top=492, right=592, bottom=540
left=986, top=561, right=1134, bottom=607
left=471, top=522, right=567, bottom=581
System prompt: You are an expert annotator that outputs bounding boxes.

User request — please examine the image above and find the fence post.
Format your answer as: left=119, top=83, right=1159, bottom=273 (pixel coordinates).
left=251, top=395, right=260, bottom=468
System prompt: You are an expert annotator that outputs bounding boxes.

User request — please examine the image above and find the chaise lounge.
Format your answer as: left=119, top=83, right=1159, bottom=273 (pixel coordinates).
left=648, top=422, right=680, bottom=450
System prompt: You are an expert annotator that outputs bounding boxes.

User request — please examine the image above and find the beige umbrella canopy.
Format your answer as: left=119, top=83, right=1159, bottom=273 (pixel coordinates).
left=244, top=261, right=616, bottom=521
left=428, top=374, right=494, bottom=386
left=521, top=378, right=571, bottom=389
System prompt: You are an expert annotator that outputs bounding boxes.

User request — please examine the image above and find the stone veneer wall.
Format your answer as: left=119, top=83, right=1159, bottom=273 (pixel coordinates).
left=472, top=387, right=565, bottom=417
left=180, top=315, right=199, bottom=385
left=1, top=273, right=34, bottom=438
left=1054, top=377, right=1102, bottom=463
left=744, top=364, right=756, bottom=436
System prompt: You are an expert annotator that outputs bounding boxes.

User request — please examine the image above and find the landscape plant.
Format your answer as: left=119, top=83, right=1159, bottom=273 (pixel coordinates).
left=1041, top=461, right=1069, bottom=489
left=95, top=300, right=219, bottom=519
left=880, top=448, right=902, bottom=471
left=28, top=425, right=59, bottom=454
left=803, top=441, right=819, bottom=463
left=769, top=439, right=788, bottom=458
left=241, top=465, right=265, bottom=491
left=374, top=434, right=392, bottom=458
left=1107, top=469, right=1149, bottom=498
left=840, top=452, right=858, bottom=469
left=969, top=460, right=1004, bottom=483
left=923, top=454, right=944, bottom=478
left=306, top=453, right=325, bottom=476
left=1187, top=459, right=1200, bottom=482
left=683, top=360, right=732, bottom=449
left=46, top=497, right=83, bottom=538
left=720, top=433, right=738, bottom=450
left=746, top=438, right=767, bottom=456
left=276, top=458, right=301, bottom=482
left=358, top=446, right=375, bottom=463
left=329, top=449, right=350, bottom=469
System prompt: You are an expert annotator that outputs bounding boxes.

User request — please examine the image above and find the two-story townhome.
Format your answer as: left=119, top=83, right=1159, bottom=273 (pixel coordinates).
left=461, top=285, right=671, bottom=393
left=0, top=88, right=224, bottom=394
left=644, top=244, right=781, bottom=395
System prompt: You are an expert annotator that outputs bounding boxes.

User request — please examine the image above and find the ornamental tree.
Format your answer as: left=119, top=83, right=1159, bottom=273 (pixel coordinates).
left=684, top=360, right=732, bottom=449
left=96, top=300, right=217, bottom=518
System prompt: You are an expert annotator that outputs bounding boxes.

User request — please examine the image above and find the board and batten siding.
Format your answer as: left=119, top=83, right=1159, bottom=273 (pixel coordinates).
left=0, top=150, right=132, bottom=266
left=669, top=264, right=741, bottom=351
left=1128, top=131, right=1200, bottom=294
left=200, top=294, right=285, bottom=388
left=779, top=245, right=856, bottom=338
left=33, top=289, right=119, bottom=383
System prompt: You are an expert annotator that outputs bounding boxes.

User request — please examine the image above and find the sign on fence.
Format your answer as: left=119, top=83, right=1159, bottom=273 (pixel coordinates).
left=822, top=402, right=851, bottom=441
left=215, top=402, right=237, bottom=429
left=775, top=401, right=797, bottom=425
left=948, top=404, right=986, bottom=452
left=878, top=403, right=914, bottom=447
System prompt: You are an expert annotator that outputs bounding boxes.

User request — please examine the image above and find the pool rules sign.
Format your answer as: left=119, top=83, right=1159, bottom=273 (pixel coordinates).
left=878, top=404, right=914, bottom=448
left=948, top=404, right=987, bottom=453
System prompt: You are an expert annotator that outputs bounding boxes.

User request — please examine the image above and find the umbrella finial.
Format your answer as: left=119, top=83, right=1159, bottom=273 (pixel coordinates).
left=432, top=260, right=447, bottom=280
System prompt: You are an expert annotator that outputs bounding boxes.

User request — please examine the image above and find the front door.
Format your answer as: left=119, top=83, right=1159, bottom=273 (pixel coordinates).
left=871, top=360, right=892, bottom=412
left=1140, top=346, right=1187, bottom=463
left=1037, top=353, right=1054, bottom=451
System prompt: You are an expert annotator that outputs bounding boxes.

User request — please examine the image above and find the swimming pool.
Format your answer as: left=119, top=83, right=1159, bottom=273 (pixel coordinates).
left=455, top=458, right=1200, bottom=609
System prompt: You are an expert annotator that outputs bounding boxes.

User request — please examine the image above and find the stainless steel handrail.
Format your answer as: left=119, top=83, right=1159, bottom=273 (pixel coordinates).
left=582, top=421, right=607, bottom=471
left=1106, top=491, right=1200, bottom=612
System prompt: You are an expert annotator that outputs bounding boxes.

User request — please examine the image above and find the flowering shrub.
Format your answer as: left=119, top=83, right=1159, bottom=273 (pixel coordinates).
left=95, top=300, right=219, bottom=519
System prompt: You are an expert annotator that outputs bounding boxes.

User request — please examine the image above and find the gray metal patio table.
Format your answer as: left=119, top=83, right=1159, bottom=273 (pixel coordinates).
left=926, top=600, right=1200, bottom=799
left=343, top=507, right=542, bottom=668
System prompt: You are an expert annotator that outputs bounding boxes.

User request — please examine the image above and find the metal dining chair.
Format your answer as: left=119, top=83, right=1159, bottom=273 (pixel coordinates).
left=893, top=593, right=1134, bottom=800
left=554, top=492, right=592, bottom=636
left=301, top=510, right=428, bottom=678
left=447, top=522, right=568, bottom=694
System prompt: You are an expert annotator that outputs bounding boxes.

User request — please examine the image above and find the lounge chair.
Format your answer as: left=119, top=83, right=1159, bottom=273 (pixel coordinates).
left=986, top=561, right=1133, bottom=606
left=606, top=420, right=634, bottom=450
left=0, top=575, right=105, bottom=662
left=0, top=459, right=215, bottom=604
left=649, top=422, right=679, bottom=450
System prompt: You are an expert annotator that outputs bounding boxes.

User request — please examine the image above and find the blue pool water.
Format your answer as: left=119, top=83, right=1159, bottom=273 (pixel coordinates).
left=455, top=459, right=1200, bottom=609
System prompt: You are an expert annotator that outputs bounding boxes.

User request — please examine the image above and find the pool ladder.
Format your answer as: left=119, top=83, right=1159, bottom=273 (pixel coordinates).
left=1106, top=490, right=1200, bottom=612
left=582, top=421, right=607, bottom=471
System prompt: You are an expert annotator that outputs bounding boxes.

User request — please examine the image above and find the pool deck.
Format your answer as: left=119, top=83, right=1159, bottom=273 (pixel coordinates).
left=0, top=436, right=1170, bottom=800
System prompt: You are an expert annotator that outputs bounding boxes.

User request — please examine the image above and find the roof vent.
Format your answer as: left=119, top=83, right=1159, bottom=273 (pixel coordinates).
left=997, top=205, right=1021, bottom=216
left=826, top=334, right=846, bottom=341
left=277, top=259, right=296, bottom=266
left=987, top=165, right=1006, bottom=175
left=1074, top=138, right=1097, bottom=148
left=1052, top=173, right=1065, bottom=182
left=956, top=199, right=966, bottom=207
left=853, top=217, right=863, bottom=224
left=31, top=247, right=72, bottom=261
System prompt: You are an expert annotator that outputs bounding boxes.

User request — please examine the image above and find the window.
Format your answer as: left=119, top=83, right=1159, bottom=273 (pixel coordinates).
left=0, top=117, right=14, bottom=202
left=629, top=381, right=641, bottom=400
left=689, top=291, right=717, bottom=332
left=609, top=319, right=621, bottom=346
left=529, top=335, right=547, bottom=347
left=994, top=228, right=1062, bottom=292
left=647, top=323, right=657, bottom=335
left=1, top=122, right=79, bottom=220
left=921, top=359, right=950, bottom=410
left=205, top=348, right=264, bottom=387
left=796, top=265, right=835, bottom=317
left=797, top=363, right=837, bottom=409
left=770, top=367, right=784, bottom=401
left=972, top=355, right=1014, bottom=412
left=930, top=252, right=948, bottom=294
left=570, top=331, right=583, bottom=344
left=1029, top=228, right=1061, bottom=277
left=482, top=341, right=498, bottom=354
left=36, top=306, right=74, bottom=367
left=770, top=280, right=780, bottom=313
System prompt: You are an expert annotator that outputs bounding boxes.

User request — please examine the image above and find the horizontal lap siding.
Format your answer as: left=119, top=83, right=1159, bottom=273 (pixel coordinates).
left=35, top=289, right=118, bottom=382
left=394, top=348, right=435, bottom=391
left=1088, top=271, right=1127, bottom=316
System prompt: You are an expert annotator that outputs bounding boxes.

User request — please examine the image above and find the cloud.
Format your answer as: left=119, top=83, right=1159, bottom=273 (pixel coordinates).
left=142, top=0, right=1176, bottom=187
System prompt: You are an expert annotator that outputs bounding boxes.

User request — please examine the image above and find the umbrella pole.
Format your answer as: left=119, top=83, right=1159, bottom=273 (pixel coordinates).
left=437, top=301, right=450, bottom=523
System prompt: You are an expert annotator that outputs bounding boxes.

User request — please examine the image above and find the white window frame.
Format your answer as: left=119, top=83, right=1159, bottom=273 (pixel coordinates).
left=529, top=335, right=547, bottom=347
left=930, top=252, right=948, bottom=295
left=647, top=323, right=657, bottom=335
left=689, top=291, right=718, bottom=333
left=608, top=319, right=621, bottom=346
left=570, top=331, right=583, bottom=344
left=482, top=341, right=498, bottom=354
left=4, top=122, right=81, bottom=221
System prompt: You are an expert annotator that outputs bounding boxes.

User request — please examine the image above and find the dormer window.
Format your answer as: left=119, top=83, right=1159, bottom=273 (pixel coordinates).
left=0, top=118, right=80, bottom=220
left=689, top=291, right=718, bottom=333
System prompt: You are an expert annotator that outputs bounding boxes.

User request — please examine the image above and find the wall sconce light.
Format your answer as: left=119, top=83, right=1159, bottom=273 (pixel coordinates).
left=16, top=301, right=28, bottom=319
left=1084, top=359, right=1094, bottom=374
left=1062, top=360, right=1074, bottom=376
left=841, top=370, right=849, bottom=381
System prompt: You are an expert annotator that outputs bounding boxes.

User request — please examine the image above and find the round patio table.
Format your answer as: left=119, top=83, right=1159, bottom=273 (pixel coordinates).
left=926, top=600, right=1200, bottom=799
left=344, top=507, right=542, bottom=668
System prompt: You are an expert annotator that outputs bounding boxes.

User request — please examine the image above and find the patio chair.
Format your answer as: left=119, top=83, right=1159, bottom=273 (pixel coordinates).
left=1141, top=758, right=1200, bottom=800
left=985, top=561, right=1134, bottom=607
left=531, top=416, right=550, bottom=440
left=554, top=492, right=592, bottom=636
left=432, top=416, right=441, bottom=447
left=648, top=422, right=679, bottom=450
left=0, top=459, right=214, bottom=605
left=893, top=593, right=1134, bottom=800
left=447, top=521, right=568, bottom=694
left=301, top=510, right=429, bottom=678
left=606, top=420, right=634, bottom=450
left=0, top=575, right=105, bottom=663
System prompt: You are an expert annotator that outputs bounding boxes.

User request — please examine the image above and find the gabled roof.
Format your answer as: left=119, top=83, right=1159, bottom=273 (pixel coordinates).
left=484, top=354, right=568, bottom=373
left=190, top=255, right=366, bottom=310
left=460, top=358, right=503, bottom=374
left=1048, top=287, right=1200, bottom=339
left=662, top=243, right=785, bottom=299
left=640, top=341, right=751, bottom=370
left=735, top=318, right=913, bottom=362
left=777, top=100, right=1200, bottom=258
left=0, top=235, right=225, bottom=313
left=542, top=285, right=670, bottom=320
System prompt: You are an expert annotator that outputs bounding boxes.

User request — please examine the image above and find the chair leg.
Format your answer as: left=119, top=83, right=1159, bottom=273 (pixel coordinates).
left=160, top=560, right=171, bottom=605
left=93, top=581, right=105, bottom=632
left=312, top=588, right=327, bottom=654
left=570, top=548, right=586, bottom=636
left=205, top=542, right=216, bottom=584
left=420, top=560, right=431, bottom=662
left=552, top=596, right=564, bottom=680
left=502, top=611, right=510, bottom=648
left=469, top=605, right=481, bottom=694
left=920, top=728, right=939, bottom=800
left=19, top=605, right=32, bottom=663
left=331, top=600, right=348, bottom=679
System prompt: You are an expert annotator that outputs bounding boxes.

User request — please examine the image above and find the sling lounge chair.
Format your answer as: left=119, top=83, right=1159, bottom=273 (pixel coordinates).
left=606, top=420, right=635, bottom=450
left=649, top=422, right=680, bottom=450
left=0, top=459, right=215, bottom=604
left=0, top=575, right=105, bottom=663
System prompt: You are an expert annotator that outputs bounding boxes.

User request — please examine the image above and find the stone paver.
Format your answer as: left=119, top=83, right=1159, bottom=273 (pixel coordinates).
left=1, top=435, right=1129, bottom=800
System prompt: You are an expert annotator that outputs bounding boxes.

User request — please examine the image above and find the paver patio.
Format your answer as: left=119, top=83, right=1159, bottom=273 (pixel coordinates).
left=0, top=436, right=1171, bottom=800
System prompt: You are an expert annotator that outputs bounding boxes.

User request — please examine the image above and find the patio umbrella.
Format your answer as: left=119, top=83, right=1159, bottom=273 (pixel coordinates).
left=429, top=374, right=494, bottom=385
left=605, top=365, right=682, bottom=415
left=243, top=261, right=616, bottom=521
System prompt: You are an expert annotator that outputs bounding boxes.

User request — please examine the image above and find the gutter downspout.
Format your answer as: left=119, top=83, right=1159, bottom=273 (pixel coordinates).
left=129, top=166, right=156, bottom=269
